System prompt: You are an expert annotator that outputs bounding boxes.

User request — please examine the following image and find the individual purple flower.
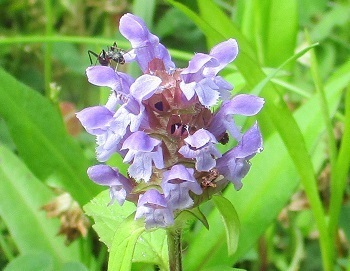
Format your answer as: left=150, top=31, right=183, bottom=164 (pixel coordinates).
left=180, top=39, right=238, bottom=107
left=76, top=106, right=123, bottom=161
left=208, top=94, right=265, bottom=141
left=161, top=165, right=202, bottom=210
left=121, top=131, right=164, bottom=182
left=76, top=106, right=113, bottom=136
left=134, top=189, right=174, bottom=229
left=119, top=13, right=175, bottom=72
left=178, top=129, right=221, bottom=172
left=216, top=123, right=263, bottom=190
left=86, top=66, right=134, bottom=111
left=87, top=165, right=134, bottom=205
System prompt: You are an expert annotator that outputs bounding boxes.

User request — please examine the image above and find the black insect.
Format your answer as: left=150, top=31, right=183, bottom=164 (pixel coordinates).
left=88, top=42, right=126, bottom=68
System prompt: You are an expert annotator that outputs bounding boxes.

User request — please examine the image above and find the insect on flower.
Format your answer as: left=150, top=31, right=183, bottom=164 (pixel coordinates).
left=88, top=42, right=127, bottom=70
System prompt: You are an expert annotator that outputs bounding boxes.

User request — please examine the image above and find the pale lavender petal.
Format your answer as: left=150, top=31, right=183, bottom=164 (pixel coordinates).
left=179, top=129, right=220, bottom=171
left=76, top=106, right=113, bottom=135
left=194, top=78, right=220, bottom=107
left=122, top=131, right=161, bottom=153
left=208, top=94, right=264, bottom=140
left=204, top=39, right=238, bottom=76
left=222, top=94, right=265, bottom=116
left=135, top=189, right=174, bottom=229
left=130, top=74, right=162, bottom=101
left=179, top=81, right=196, bottom=101
left=86, top=66, right=121, bottom=89
left=217, top=123, right=263, bottom=190
left=181, top=53, right=218, bottom=83
left=95, top=132, right=121, bottom=162
left=232, top=122, right=263, bottom=158
left=127, top=152, right=154, bottom=182
left=214, top=76, right=232, bottom=100
left=119, top=13, right=159, bottom=48
left=122, top=131, right=164, bottom=181
left=119, top=13, right=175, bottom=72
left=195, top=150, right=217, bottom=171
left=87, top=165, right=133, bottom=205
left=162, top=165, right=202, bottom=210
left=184, top=129, right=218, bottom=148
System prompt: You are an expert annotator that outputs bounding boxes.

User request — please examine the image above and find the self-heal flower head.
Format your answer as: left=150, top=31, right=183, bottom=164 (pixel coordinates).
left=87, top=165, right=134, bottom=205
left=121, top=131, right=164, bottom=182
left=178, top=129, right=222, bottom=172
left=79, top=13, right=264, bottom=230
left=135, top=189, right=174, bottom=229
left=217, top=123, right=263, bottom=190
left=161, top=165, right=202, bottom=210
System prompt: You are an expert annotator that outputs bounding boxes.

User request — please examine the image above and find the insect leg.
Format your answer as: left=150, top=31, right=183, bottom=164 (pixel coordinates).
left=88, top=50, right=99, bottom=65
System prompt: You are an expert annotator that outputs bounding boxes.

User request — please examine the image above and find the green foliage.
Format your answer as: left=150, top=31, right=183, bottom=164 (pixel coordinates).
left=0, top=0, right=350, bottom=270
left=84, top=190, right=169, bottom=269
left=0, top=144, right=82, bottom=269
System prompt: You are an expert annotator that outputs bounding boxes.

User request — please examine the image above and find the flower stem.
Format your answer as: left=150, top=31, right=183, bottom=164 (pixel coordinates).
left=167, top=227, right=183, bottom=271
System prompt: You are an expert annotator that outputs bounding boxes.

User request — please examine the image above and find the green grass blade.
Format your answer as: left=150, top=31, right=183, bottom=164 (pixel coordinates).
left=329, top=85, right=350, bottom=241
left=0, top=68, right=101, bottom=205
left=265, top=0, right=298, bottom=68
left=0, top=144, right=80, bottom=267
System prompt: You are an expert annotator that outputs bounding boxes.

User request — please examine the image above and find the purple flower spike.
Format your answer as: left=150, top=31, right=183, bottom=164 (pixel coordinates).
left=87, top=165, right=133, bottom=205
left=119, top=13, right=175, bottom=72
left=122, top=131, right=164, bottom=182
left=178, top=129, right=221, bottom=172
left=78, top=13, right=264, bottom=230
left=208, top=94, right=265, bottom=141
left=217, top=123, right=263, bottom=190
left=135, top=189, right=174, bottom=229
left=161, top=165, right=202, bottom=210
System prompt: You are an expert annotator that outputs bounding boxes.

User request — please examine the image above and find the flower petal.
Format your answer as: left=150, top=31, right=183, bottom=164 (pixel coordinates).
left=130, top=74, right=162, bottom=101
left=86, top=66, right=121, bottom=89
left=204, top=39, right=239, bottom=76
left=76, top=106, right=113, bottom=135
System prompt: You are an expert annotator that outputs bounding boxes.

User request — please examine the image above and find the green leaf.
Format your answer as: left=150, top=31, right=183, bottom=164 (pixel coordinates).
left=212, top=195, right=240, bottom=256
left=0, top=144, right=80, bottom=267
left=133, top=230, right=168, bottom=269
left=265, top=0, right=298, bottom=67
left=108, top=215, right=145, bottom=271
left=0, top=68, right=101, bottom=205
left=196, top=0, right=255, bottom=58
left=165, top=0, right=222, bottom=46
left=202, top=267, right=246, bottom=271
left=84, top=191, right=169, bottom=269
left=310, top=3, right=350, bottom=42
left=83, top=190, right=136, bottom=247
left=60, top=262, right=89, bottom=271
left=183, top=208, right=209, bottom=230
left=251, top=43, right=318, bottom=96
left=4, top=252, right=54, bottom=271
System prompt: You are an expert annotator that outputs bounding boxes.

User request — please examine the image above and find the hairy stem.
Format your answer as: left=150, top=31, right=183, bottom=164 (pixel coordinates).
left=167, top=227, right=183, bottom=271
